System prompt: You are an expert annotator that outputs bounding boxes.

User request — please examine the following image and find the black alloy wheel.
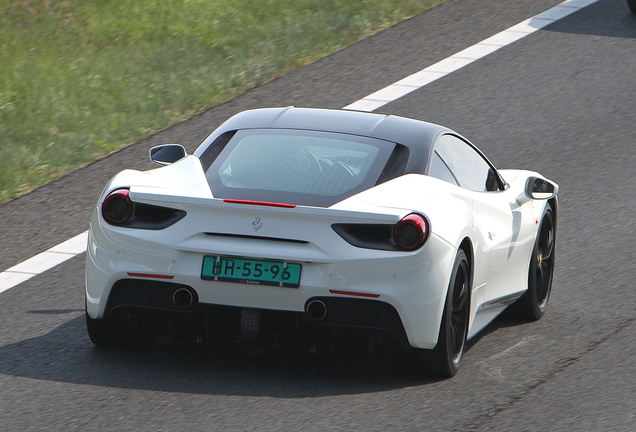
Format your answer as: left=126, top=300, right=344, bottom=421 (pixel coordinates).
left=427, top=249, right=470, bottom=378
left=534, top=205, right=555, bottom=310
left=509, top=203, right=555, bottom=321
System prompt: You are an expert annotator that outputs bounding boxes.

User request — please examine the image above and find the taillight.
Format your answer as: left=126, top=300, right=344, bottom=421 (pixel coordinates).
left=102, top=189, right=133, bottom=225
left=393, top=213, right=429, bottom=251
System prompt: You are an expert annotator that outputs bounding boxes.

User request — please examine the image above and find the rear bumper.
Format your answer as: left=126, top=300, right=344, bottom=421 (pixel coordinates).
left=86, top=207, right=458, bottom=349
left=101, top=278, right=411, bottom=348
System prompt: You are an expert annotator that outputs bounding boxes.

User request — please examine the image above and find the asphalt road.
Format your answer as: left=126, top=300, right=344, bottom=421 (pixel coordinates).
left=1, top=0, right=635, bottom=430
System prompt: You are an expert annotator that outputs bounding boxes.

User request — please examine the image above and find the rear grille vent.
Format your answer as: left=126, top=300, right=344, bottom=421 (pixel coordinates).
left=332, top=223, right=399, bottom=251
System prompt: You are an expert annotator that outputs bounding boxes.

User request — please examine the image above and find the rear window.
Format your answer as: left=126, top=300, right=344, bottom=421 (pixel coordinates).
left=202, top=129, right=404, bottom=207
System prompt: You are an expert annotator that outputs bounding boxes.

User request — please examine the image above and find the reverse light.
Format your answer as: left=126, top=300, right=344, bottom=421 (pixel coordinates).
left=393, top=213, right=429, bottom=251
left=102, top=189, right=133, bottom=225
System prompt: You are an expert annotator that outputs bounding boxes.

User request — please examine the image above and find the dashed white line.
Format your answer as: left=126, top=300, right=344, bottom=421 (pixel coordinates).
left=0, top=232, right=88, bottom=294
left=0, top=0, right=599, bottom=294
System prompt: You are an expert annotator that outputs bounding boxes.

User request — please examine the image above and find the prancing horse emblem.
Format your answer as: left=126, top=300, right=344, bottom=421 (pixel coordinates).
left=252, top=217, right=262, bottom=231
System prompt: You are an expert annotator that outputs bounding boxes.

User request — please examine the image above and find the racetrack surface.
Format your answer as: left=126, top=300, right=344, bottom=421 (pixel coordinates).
left=1, top=0, right=635, bottom=430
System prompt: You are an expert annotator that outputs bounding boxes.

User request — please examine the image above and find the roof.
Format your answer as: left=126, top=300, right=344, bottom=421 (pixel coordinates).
left=193, top=107, right=452, bottom=175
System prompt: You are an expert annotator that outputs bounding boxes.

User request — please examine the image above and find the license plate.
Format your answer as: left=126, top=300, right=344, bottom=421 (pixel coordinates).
left=201, top=256, right=302, bottom=288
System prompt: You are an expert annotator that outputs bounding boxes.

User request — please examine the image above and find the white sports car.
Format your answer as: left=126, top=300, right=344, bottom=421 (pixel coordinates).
left=85, top=107, right=558, bottom=377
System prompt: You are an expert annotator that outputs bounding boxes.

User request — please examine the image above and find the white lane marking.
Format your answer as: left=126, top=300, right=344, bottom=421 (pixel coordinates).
left=0, top=0, right=599, bottom=294
left=344, top=0, right=599, bottom=112
left=0, top=232, right=88, bottom=294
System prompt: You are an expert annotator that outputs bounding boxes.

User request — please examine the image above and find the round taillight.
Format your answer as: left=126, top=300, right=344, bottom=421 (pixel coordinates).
left=393, top=213, right=429, bottom=251
left=102, top=189, right=133, bottom=225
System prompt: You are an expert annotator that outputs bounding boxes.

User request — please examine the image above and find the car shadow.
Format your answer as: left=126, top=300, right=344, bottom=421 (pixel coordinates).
left=0, top=315, right=446, bottom=397
left=540, top=0, right=636, bottom=39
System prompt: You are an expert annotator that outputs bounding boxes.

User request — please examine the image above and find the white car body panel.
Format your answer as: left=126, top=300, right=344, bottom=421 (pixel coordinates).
left=86, top=154, right=556, bottom=349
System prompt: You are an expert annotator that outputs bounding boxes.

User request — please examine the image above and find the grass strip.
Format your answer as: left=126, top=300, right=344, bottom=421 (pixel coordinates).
left=0, top=0, right=443, bottom=203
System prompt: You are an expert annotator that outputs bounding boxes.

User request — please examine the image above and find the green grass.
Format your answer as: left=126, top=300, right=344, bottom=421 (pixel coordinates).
left=0, top=0, right=443, bottom=203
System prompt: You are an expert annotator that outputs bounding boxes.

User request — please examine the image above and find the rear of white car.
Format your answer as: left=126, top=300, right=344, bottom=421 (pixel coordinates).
left=86, top=146, right=466, bottom=351
left=85, top=107, right=558, bottom=378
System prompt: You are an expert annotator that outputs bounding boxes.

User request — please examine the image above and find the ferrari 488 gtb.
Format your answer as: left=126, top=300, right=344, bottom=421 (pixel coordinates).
left=86, top=107, right=558, bottom=377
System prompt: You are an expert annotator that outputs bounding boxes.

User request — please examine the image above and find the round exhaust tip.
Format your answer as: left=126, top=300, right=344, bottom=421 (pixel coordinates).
left=173, top=288, right=194, bottom=309
left=306, top=300, right=327, bottom=321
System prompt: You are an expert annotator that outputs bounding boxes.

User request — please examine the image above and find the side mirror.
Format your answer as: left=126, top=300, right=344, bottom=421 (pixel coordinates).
left=149, top=144, right=187, bottom=166
left=517, top=176, right=558, bottom=205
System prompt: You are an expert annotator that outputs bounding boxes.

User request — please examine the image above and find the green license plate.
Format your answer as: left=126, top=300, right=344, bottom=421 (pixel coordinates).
left=201, top=256, right=302, bottom=288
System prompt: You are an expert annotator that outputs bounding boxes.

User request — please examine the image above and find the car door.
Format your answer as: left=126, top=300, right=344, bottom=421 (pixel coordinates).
left=431, top=134, right=533, bottom=305
left=471, top=187, right=535, bottom=304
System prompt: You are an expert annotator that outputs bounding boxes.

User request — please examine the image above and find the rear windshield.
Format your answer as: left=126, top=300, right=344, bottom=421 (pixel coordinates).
left=202, top=129, right=403, bottom=207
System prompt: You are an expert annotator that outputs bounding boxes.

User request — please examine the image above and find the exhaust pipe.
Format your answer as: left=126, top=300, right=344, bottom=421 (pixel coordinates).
left=306, top=300, right=327, bottom=321
left=173, top=288, right=194, bottom=309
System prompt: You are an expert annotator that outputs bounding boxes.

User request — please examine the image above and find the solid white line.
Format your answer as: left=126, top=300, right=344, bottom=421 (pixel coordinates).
left=0, top=0, right=599, bottom=295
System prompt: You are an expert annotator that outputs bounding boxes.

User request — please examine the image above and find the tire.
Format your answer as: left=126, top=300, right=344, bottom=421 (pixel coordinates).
left=416, top=249, right=470, bottom=378
left=509, top=203, right=555, bottom=321
left=629, top=0, right=636, bottom=13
